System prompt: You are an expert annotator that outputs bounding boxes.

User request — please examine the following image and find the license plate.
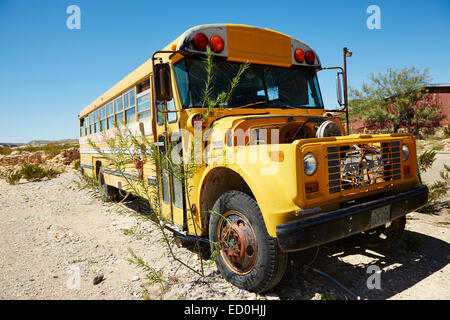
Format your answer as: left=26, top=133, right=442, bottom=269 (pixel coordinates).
left=370, top=205, right=391, bottom=228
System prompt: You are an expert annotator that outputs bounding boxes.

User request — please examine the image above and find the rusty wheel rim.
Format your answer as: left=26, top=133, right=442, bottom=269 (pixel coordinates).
left=217, top=210, right=258, bottom=275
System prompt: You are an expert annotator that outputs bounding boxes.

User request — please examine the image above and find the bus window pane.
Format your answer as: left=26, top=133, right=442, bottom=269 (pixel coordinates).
left=115, top=113, right=124, bottom=126
left=107, top=102, right=114, bottom=116
left=173, top=59, right=190, bottom=107
left=158, top=135, right=170, bottom=204
left=125, top=107, right=136, bottom=124
left=173, top=175, right=183, bottom=209
left=161, top=169, right=170, bottom=204
left=137, top=93, right=150, bottom=112
left=137, top=111, right=151, bottom=121
left=115, top=97, right=123, bottom=113
left=124, top=89, right=135, bottom=109
left=130, top=89, right=135, bottom=106
left=107, top=116, right=114, bottom=129
left=100, top=106, right=106, bottom=119
left=157, top=104, right=163, bottom=125
left=167, top=99, right=177, bottom=123
left=124, top=92, right=130, bottom=109
left=100, top=120, right=106, bottom=131
left=172, top=140, right=184, bottom=209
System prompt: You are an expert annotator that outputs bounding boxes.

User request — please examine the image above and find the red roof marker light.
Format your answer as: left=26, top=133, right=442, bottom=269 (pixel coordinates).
left=193, top=33, right=209, bottom=51
left=305, top=50, right=315, bottom=64
left=294, top=48, right=305, bottom=63
left=210, top=35, right=224, bottom=53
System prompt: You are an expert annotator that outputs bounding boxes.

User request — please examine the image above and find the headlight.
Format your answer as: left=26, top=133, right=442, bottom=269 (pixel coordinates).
left=402, top=144, right=409, bottom=161
left=303, top=153, right=317, bottom=176
left=316, top=120, right=343, bottom=138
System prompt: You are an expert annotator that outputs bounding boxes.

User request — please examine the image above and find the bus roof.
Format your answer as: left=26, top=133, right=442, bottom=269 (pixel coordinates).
left=79, top=24, right=320, bottom=118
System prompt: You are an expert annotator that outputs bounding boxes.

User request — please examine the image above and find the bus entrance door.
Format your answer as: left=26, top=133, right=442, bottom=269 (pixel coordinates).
left=154, top=101, right=185, bottom=231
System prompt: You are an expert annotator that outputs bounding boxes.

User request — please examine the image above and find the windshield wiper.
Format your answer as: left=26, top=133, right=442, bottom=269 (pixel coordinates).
left=231, top=101, right=268, bottom=109
left=231, top=102, right=304, bottom=110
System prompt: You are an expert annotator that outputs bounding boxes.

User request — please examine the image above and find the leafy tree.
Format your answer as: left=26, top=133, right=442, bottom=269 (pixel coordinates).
left=349, top=67, right=444, bottom=137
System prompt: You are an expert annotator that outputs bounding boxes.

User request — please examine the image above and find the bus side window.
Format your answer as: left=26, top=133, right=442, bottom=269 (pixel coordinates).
left=158, top=135, right=170, bottom=204
left=167, top=100, right=177, bottom=123
left=106, top=102, right=114, bottom=129
left=89, top=113, right=94, bottom=135
left=137, top=91, right=151, bottom=121
left=124, top=88, right=136, bottom=124
left=100, top=106, right=106, bottom=131
left=94, top=109, right=100, bottom=133
left=80, top=118, right=85, bottom=136
left=114, top=95, right=124, bottom=126
left=137, top=79, right=151, bottom=123
left=156, top=99, right=176, bottom=125
left=156, top=102, right=164, bottom=125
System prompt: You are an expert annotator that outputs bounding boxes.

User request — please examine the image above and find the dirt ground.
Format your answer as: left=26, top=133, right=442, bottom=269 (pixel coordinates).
left=0, top=156, right=448, bottom=300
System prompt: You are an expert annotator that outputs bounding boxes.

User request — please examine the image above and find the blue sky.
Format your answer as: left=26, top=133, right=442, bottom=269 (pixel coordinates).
left=0, top=0, right=449, bottom=143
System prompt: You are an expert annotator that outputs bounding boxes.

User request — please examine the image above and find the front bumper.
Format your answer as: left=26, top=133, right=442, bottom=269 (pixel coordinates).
left=276, top=185, right=428, bottom=252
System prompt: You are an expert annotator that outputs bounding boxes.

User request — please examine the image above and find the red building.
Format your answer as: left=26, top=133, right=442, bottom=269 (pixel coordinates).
left=427, top=83, right=450, bottom=122
left=351, top=83, right=450, bottom=133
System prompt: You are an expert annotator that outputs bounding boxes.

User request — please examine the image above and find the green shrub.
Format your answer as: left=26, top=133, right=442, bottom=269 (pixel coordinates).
left=419, top=164, right=450, bottom=212
left=20, top=164, right=46, bottom=181
left=429, top=164, right=450, bottom=201
left=43, top=168, right=60, bottom=179
left=18, top=143, right=78, bottom=158
left=443, top=124, right=450, bottom=138
left=73, top=159, right=80, bottom=170
left=6, top=171, right=22, bottom=185
left=19, top=164, right=62, bottom=181
left=418, top=150, right=436, bottom=173
left=0, top=146, right=12, bottom=155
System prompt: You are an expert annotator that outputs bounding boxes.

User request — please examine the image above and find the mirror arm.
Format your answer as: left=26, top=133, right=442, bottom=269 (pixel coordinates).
left=320, top=65, right=349, bottom=134
left=320, top=66, right=344, bottom=72
left=156, top=108, right=180, bottom=113
left=151, top=50, right=182, bottom=144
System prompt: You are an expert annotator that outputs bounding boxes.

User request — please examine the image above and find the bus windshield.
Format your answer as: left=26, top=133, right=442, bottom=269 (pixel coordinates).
left=173, top=56, right=323, bottom=109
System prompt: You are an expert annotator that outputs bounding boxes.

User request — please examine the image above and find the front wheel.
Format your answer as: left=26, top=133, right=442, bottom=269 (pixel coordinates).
left=209, top=190, right=287, bottom=293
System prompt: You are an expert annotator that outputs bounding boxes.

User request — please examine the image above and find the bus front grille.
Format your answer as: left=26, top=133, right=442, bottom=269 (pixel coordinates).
left=326, top=141, right=402, bottom=195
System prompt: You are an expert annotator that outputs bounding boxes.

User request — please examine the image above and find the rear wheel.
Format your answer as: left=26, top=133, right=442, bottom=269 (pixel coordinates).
left=209, top=190, right=287, bottom=293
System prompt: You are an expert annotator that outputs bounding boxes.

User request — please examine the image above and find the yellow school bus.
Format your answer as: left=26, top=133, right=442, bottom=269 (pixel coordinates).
left=78, top=24, right=428, bottom=293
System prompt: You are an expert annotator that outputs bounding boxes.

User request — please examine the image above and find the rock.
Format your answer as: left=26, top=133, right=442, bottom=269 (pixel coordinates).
left=312, top=293, right=322, bottom=300
left=0, top=147, right=79, bottom=168
left=131, top=276, right=140, bottom=282
left=93, top=274, right=104, bottom=285
left=265, top=293, right=279, bottom=300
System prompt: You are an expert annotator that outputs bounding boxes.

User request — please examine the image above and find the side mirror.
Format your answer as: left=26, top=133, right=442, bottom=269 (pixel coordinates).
left=154, top=63, right=172, bottom=102
left=336, top=72, right=344, bottom=107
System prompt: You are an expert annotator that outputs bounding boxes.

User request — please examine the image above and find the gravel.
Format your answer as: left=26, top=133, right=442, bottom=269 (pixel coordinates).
left=0, top=168, right=448, bottom=300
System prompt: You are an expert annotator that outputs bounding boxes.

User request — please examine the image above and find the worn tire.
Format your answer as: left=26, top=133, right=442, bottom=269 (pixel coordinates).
left=209, top=190, right=288, bottom=293
left=97, top=167, right=116, bottom=201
